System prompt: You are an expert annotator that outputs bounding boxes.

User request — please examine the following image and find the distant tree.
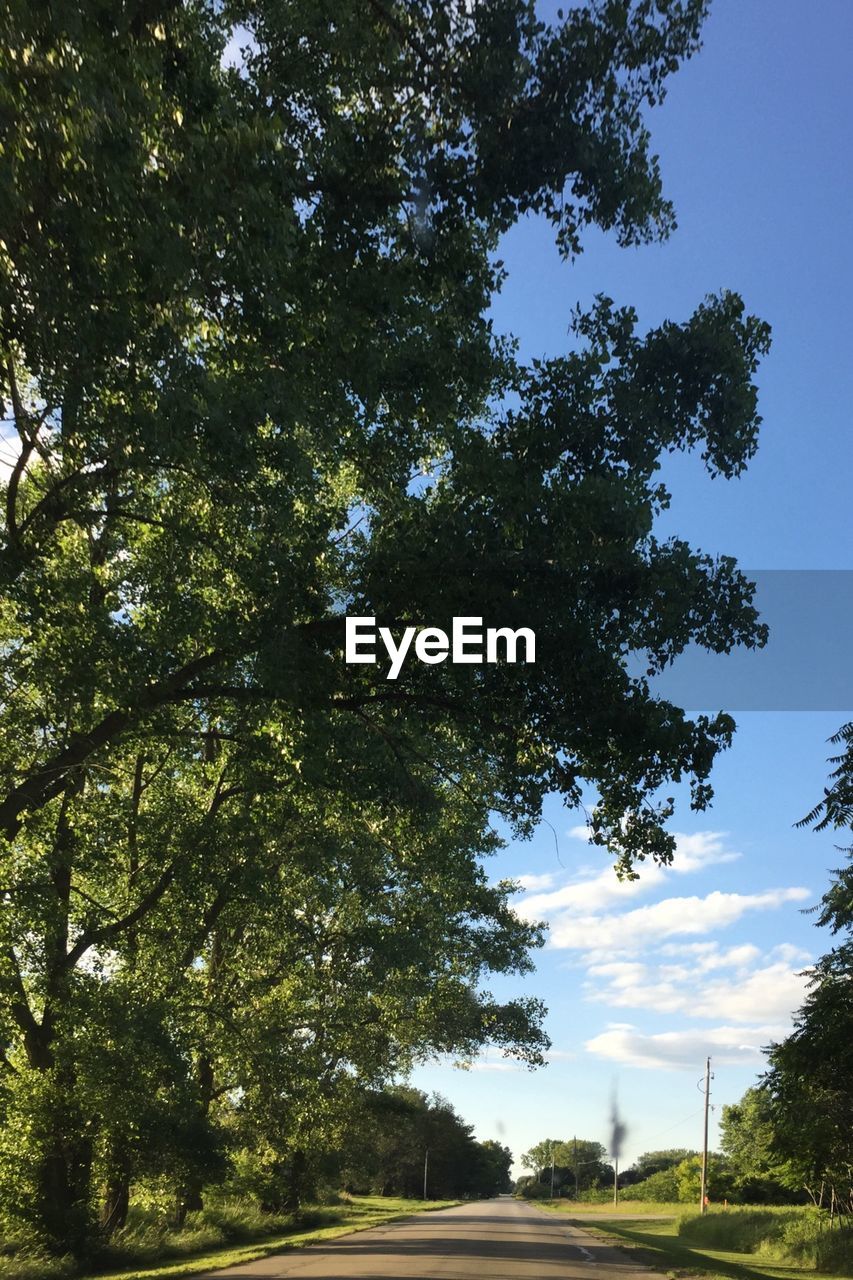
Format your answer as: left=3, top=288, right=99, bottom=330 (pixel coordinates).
left=520, top=1138, right=562, bottom=1178
left=331, top=1087, right=503, bottom=1202
left=631, top=1149, right=697, bottom=1180
left=473, top=1141, right=514, bottom=1198
left=519, top=1137, right=609, bottom=1196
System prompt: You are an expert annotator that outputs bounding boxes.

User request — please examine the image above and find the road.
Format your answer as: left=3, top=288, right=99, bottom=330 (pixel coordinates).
left=202, top=1196, right=655, bottom=1279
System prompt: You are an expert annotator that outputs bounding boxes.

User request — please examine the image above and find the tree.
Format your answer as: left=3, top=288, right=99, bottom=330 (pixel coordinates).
left=631, top=1149, right=696, bottom=1180
left=761, top=937, right=853, bottom=1210
left=719, top=1090, right=799, bottom=1203
left=474, top=1141, right=514, bottom=1198
left=519, top=1137, right=610, bottom=1196
left=756, top=726, right=853, bottom=1213
left=629, top=1164, right=681, bottom=1202
left=333, top=1087, right=496, bottom=1201
left=674, top=1153, right=736, bottom=1205
left=1, top=0, right=771, bottom=1257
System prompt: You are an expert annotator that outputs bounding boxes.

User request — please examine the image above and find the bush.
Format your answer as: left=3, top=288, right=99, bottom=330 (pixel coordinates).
left=630, top=1167, right=680, bottom=1202
left=679, top=1206, right=853, bottom=1273
left=680, top=1207, right=799, bottom=1252
left=0, top=1252, right=75, bottom=1280
left=515, top=1180, right=552, bottom=1200
left=812, top=1225, right=853, bottom=1273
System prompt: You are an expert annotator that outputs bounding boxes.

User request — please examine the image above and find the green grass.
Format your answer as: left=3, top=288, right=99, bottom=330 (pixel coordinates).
left=546, top=1210, right=852, bottom=1280
left=0, top=1196, right=460, bottom=1280
left=86, top=1197, right=460, bottom=1280
left=535, top=1196, right=682, bottom=1216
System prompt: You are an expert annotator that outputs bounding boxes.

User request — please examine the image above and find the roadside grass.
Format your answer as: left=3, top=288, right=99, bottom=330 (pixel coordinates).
left=0, top=1196, right=459, bottom=1280
left=535, top=1197, right=682, bottom=1217
left=88, top=1196, right=460, bottom=1280
left=549, top=1212, right=849, bottom=1280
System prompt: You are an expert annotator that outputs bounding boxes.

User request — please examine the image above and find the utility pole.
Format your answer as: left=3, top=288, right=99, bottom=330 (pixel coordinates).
left=699, top=1057, right=711, bottom=1214
left=423, top=1148, right=429, bottom=1201
left=573, top=1136, right=579, bottom=1201
left=550, top=1144, right=556, bottom=1199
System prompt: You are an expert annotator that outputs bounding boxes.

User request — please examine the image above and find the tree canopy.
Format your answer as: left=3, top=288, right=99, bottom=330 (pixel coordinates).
left=0, top=0, right=771, bottom=1259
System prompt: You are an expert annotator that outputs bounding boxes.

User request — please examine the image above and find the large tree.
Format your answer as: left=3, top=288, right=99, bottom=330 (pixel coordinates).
left=1, top=0, right=771, bottom=1257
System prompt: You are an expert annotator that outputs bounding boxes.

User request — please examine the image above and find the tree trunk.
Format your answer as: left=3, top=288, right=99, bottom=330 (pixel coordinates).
left=101, top=1153, right=131, bottom=1236
left=284, top=1148, right=309, bottom=1215
left=174, top=1182, right=204, bottom=1229
left=35, top=1119, right=94, bottom=1257
left=21, top=1012, right=95, bottom=1256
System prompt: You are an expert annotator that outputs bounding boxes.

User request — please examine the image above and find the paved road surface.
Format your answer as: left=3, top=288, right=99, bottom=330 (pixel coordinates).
left=202, top=1196, right=655, bottom=1279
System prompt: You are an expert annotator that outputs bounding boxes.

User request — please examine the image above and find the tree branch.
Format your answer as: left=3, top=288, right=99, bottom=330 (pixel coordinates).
left=64, top=861, right=177, bottom=970
left=1, top=945, right=40, bottom=1047
left=0, top=649, right=229, bottom=839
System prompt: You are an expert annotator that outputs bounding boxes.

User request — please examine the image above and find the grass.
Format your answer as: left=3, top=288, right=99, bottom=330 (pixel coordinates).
left=536, top=1208, right=852, bottom=1280
left=535, top=1197, right=682, bottom=1216
left=0, top=1196, right=460, bottom=1280
left=86, top=1196, right=460, bottom=1280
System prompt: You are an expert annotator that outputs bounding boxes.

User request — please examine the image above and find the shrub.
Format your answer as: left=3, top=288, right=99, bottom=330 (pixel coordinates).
left=630, top=1167, right=680, bottom=1202
left=680, top=1208, right=797, bottom=1251
left=516, top=1180, right=552, bottom=1200
left=679, top=1205, right=853, bottom=1273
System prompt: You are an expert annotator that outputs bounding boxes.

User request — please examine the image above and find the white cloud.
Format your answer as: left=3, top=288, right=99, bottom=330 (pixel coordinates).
left=515, top=872, right=557, bottom=892
left=584, top=945, right=810, bottom=1025
left=657, top=941, right=759, bottom=965
left=585, top=1024, right=787, bottom=1071
left=515, top=828, right=812, bottom=1068
left=544, top=887, right=809, bottom=952
left=517, top=831, right=742, bottom=920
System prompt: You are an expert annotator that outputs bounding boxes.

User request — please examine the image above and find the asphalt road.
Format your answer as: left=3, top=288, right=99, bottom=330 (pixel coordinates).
left=202, top=1196, right=655, bottom=1279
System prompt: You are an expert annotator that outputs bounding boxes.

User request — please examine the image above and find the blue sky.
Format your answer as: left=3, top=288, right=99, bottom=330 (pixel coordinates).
left=412, top=0, right=853, bottom=1177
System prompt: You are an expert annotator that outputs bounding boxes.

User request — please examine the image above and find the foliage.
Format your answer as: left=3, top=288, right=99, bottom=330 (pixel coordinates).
left=519, top=1137, right=611, bottom=1197
left=719, top=1088, right=802, bottom=1203
left=336, top=1087, right=510, bottom=1201
left=758, top=738, right=853, bottom=1215
left=631, top=1148, right=697, bottom=1179
left=0, top=1194, right=458, bottom=1280
left=679, top=1205, right=853, bottom=1273
left=621, top=1148, right=698, bottom=1200
left=626, top=1165, right=682, bottom=1202
left=761, top=945, right=853, bottom=1212
left=583, top=1209, right=853, bottom=1280
left=674, top=1154, right=737, bottom=1206
left=0, top=0, right=772, bottom=1259
left=515, top=1179, right=553, bottom=1200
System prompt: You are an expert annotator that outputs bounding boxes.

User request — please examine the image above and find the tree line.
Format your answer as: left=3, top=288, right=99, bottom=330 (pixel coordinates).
left=0, top=0, right=772, bottom=1263
left=516, top=1140, right=704, bottom=1202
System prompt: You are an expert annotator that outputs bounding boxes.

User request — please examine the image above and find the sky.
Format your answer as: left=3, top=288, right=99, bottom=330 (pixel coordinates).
left=411, top=0, right=853, bottom=1177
